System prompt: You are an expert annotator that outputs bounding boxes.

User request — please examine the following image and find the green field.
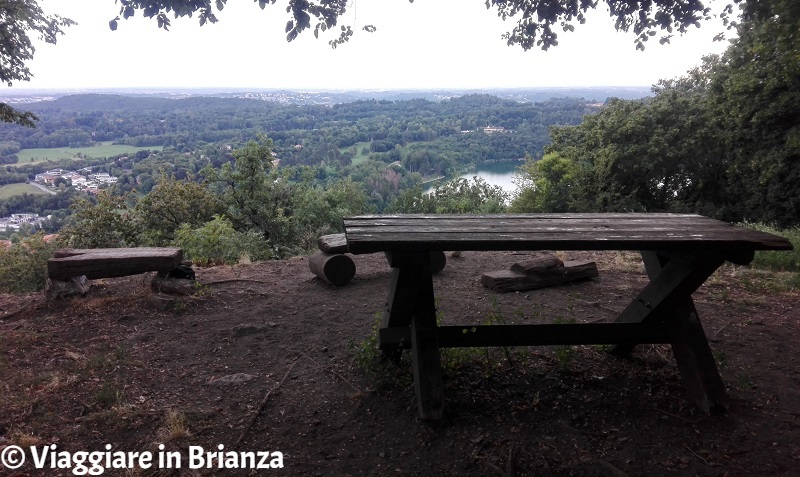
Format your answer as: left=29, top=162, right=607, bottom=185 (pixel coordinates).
left=340, top=142, right=372, bottom=166
left=0, top=183, right=51, bottom=199
left=14, top=142, right=163, bottom=166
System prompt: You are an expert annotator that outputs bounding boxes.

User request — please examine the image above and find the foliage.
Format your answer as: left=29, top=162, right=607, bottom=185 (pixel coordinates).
left=174, top=215, right=271, bottom=266
left=201, top=136, right=296, bottom=255
left=112, top=0, right=746, bottom=51
left=743, top=223, right=800, bottom=272
left=387, top=177, right=508, bottom=214
left=0, top=232, right=56, bottom=292
left=511, top=152, right=577, bottom=212
left=520, top=1, right=800, bottom=227
left=135, top=173, right=224, bottom=245
left=293, top=178, right=372, bottom=251
left=0, top=0, right=75, bottom=126
left=58, top=191, right=141, bottom=248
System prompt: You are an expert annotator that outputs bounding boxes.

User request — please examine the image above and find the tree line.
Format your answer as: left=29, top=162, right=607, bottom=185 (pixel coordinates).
left=512, top=0, right=800, bottom=228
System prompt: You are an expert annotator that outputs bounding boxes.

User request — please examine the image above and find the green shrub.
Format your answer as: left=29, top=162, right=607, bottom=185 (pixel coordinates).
left=174, top=215, right=272, bottom=266
left=0, top=233, right=57, bottom=293
left=742, top=223, right=800, bottom=272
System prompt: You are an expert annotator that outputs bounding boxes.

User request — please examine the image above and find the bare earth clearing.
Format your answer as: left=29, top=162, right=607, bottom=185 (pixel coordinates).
left=1, top=251, right=798, bottom=476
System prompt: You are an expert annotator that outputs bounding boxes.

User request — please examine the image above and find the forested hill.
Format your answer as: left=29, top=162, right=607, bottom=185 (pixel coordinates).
left=0, top=93, right=595, bottom=167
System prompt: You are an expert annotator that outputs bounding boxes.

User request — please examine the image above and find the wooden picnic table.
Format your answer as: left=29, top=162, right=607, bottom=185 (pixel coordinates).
left=343, top=213, right=793, bottom=420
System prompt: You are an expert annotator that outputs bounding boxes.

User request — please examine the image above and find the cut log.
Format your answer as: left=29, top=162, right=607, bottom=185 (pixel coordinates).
left=318, top=233, right=349, bottom=253
left=429, top=251, right=447, bottom=274
left=48, top=247, right=183, bottom=280
left=482, top=259, right=599, bottom=292
left=308, top=252, right=356, bottom=286
left=510, top=256, right=564, bottom=274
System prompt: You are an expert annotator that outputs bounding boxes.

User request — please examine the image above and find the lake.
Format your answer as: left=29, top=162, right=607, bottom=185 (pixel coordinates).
left=423, top=160, right=525, bottom=196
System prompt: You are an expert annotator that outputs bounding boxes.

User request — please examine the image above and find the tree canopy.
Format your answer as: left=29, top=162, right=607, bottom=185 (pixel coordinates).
left=511, top=0, right=800, bottom=227
left=113, top=0, right=748, bottom=50
left=0, top=0, right=75, bottom=126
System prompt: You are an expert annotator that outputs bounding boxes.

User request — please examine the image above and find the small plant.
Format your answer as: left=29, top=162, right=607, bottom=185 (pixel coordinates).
left=158, top=410, right=192, bottom=441
left=11, top=430, right=42, bottom=448
left=553, top=316, right=577, bottom=371
left=95, top=383, right=123, bottom=409
left=351, top=312, right=411, bottom=390
left=352, top=312, right=384, bottom=378
left=0, top=232, right=57, bottom=293
left=713, top=349, right=727, bottom=370
left=174, top=215, right=272, bottom=266
left=736, top=373, right=755, bottom=390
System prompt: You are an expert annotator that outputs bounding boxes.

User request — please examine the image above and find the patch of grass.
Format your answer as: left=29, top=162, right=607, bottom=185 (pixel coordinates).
left=95, top=383, right=123, bottom=409
left=0, top=182, right=50, bottom=198
left=741, top=222, right=800, bottom=272
left=157, top=410, right=192, bottom=441
left=13, top=142, right=162, bottom=166
left=340, top=141, right=372, bottom=166
left=351, top=312, right=411, bottom=390
left=735, top=268, right=800, bottom=294
left=553, top=316, right=577, bottom=371
left=11, top=430, right=42, bottom=447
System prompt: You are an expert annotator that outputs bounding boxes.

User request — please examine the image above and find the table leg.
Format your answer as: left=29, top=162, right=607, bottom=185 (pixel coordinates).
left=380, top=252, right=444, bottom=419
left=645, top=252, right=727, bottom=412
left=411, top=266, right=444, bottom=420
left=613, top=251, right=727, bottom=412
left=379, top=266, right=418, bottom=363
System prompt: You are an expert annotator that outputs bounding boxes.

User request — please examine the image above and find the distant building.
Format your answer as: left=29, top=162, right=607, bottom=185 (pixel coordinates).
left=0, top=213, right=48, bottom=232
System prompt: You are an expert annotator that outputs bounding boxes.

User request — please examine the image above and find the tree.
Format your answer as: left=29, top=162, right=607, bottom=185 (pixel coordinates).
left=59, top=191, right=141, bottom=248
left=511, top=152, right=577, bottom=213
left=524, top=0, right=800, bottom=226
left=387, top=177, right=508, bottom=214
left=111, top=0, right=748, bottom=51
left=0, top=0, right=75, bottom=126
left=201, top=136, right=295, bottom=255
left=134, top=172, right=224, bottom=245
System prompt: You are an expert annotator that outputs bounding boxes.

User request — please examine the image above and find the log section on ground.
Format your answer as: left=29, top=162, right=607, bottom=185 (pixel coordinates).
left=482, top=256, right=599, bottom=292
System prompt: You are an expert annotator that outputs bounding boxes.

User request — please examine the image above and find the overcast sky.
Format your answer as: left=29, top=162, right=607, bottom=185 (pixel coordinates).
left=18, top=0, right=734, bottom=90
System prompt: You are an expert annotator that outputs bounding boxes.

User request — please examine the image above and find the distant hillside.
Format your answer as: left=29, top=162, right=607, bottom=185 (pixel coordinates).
left=1, top=87, right=651, bottom=107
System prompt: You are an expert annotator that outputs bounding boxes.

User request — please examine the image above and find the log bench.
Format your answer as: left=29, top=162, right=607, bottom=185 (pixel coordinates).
left=342, top=213, right=793, bottom=420
left=48, top=247, right=184, bottom=280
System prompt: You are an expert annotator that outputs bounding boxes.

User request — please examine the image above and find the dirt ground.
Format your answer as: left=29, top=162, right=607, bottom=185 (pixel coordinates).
left=1, top=250, right=798, bottom=476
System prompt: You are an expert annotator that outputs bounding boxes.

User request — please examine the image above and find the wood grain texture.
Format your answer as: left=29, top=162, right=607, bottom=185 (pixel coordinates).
left=48, top=248, right=183, bottom=280
left=343, top=214, right=793, bottom=255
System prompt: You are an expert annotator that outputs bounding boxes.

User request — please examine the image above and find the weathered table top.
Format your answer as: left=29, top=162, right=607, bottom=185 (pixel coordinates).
left=344, top=213, right=793, bottom=254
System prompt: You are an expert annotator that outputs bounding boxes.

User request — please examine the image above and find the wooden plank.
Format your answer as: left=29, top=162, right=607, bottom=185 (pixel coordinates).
left=318, top=233, right=348, bottom=253
left=380, top=322, right=670, bottom=348
left=48, top=248, right=183, bottom=280
left=344, top=224, right=786, bottom=243
left=342, top=214, right=793, bottom=253
left=344, top=234, right=789, bottom=255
